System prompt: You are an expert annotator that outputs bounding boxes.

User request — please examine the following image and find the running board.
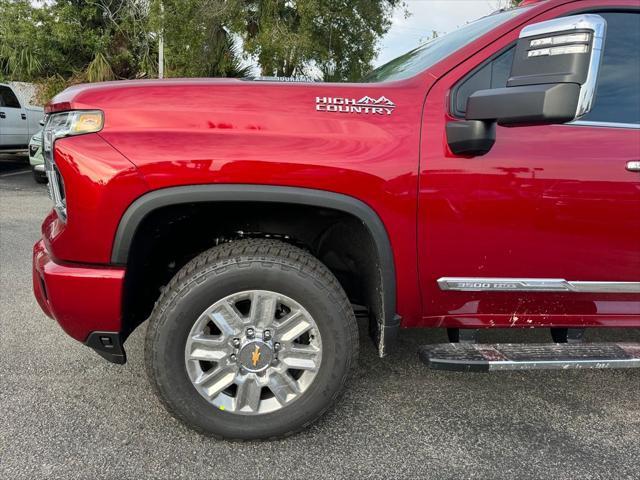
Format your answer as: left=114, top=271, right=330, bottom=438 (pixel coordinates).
left=419, top=342, right=640, bottom=372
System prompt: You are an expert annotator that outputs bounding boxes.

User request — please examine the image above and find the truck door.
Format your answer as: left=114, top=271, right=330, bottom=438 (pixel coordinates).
left=419, top=10, right=640, bottom=328
left=0, top=85, right=28, bottom=147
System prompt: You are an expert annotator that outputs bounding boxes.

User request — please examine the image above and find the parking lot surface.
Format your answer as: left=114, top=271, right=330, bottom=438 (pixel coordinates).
left=1, top=158, right=639, bottom=479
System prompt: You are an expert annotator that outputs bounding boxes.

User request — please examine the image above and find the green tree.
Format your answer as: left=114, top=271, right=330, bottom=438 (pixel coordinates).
left=1, top=0, right=405, bottom=101
left=219, top=0, right=405, bottom=81
left=152, top=0, right=250, bottom=78
left=0, top=0, right=45, bottom=80
left=0, top=0, right=148, bottom=82
left=0, top=0, right=249, bottom=100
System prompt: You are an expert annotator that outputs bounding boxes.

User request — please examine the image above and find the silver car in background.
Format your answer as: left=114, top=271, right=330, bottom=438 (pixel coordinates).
left=29, top=129, right=47, bottom=184
left=0, top=83, right=43, bottom=153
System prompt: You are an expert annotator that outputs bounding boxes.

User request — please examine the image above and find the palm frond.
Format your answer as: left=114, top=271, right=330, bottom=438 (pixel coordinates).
left=0, top=44, right=42, bottom=80
left=85, top=52, right=116, bottom=82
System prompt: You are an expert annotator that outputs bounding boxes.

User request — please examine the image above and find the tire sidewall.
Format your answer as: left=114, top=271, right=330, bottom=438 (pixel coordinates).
left=148, top=253, right=355, bottom=439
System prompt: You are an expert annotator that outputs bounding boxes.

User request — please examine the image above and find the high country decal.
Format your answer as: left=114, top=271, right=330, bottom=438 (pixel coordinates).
left=316, top=95, right=396, bottom=115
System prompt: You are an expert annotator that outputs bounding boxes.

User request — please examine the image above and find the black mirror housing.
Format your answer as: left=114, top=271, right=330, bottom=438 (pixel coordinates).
left=508, top=33, right=592, bottom=88
left=466, top=83, right=580, bottom=126
left=474, top=14, right=605, bottom=126
left=447, top=14, right=606, bottom=156
left=446, top=120, right=495, bottom=156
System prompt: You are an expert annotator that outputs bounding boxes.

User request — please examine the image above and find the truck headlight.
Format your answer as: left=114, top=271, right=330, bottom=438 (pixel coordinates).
left=43, top=110, right=104, bottom=154
left=42, top=110, right=104, bottom=221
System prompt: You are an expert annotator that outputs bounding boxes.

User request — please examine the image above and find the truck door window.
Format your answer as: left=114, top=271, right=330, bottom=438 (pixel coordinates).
left=577, top=12, right=640, bottom=126
left=452, top=47, right=515, bottom=117
left=0, top=86, right=21, bottom=108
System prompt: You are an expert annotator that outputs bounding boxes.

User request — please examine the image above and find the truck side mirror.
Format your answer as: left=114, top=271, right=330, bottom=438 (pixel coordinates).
left=447, top=14, right=606, bottom=156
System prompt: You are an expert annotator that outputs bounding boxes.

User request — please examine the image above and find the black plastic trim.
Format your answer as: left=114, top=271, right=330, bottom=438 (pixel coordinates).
left=446, top=120, right=496, bottom=156
left=466, top=83, right=580, bottom=126
left=381, top=314, right=402, bottom=349
left=0, top=144, right=28, bottom=150
left=450, top=43, right=517, bottom=119
left=111, top=184, right=398, bottom=346
left=85, top=331, right=126, bottom=364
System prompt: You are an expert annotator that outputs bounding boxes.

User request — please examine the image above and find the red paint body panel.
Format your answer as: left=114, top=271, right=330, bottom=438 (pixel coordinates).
left=33, top=0, right=640, bottom=345
left=49, top=78, right=428, bottom=326
left=416, top=0, right=640, bottom=328
left=33, top=240, right=125, bottom=342
left=43, top=134, right=149, bottom=265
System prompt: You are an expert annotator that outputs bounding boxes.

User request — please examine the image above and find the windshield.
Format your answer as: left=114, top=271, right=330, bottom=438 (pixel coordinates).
left=362, top=7, right=532, bottom=82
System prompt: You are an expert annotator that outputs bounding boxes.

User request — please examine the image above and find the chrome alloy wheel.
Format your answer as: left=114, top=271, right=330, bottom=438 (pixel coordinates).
left=184, top=290, right=323, bottom=415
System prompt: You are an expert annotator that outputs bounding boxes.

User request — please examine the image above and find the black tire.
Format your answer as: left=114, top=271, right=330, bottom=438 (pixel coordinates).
left=145, top=238, right=359, bottom=440
left=32, top=168, right=47, bottom=184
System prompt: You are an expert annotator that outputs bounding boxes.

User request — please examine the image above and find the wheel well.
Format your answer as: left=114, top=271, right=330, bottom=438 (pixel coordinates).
left=121, top=201, right=389, bottom=350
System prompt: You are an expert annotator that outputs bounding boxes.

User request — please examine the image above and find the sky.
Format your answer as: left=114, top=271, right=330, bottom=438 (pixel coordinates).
left=373, top=0, right=504, bottom=66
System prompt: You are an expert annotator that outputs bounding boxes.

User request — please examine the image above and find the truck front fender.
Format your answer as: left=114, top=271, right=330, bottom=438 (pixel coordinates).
left=112, top=184, right=400, bottom=356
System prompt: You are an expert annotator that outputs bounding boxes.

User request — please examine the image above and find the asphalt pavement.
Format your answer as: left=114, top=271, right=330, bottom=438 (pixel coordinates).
left=1, top=157, right=639, bottom=479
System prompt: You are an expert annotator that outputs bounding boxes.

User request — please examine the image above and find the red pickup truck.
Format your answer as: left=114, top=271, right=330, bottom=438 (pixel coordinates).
left=33, top=0, right=640, bottom=440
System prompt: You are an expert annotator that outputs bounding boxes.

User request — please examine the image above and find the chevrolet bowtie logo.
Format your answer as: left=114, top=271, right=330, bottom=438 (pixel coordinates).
left=251, top=345, right=261, bottom=367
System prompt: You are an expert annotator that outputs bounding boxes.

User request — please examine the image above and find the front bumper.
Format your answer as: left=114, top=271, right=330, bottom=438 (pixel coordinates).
left=33, top=240, right=127, bottom=362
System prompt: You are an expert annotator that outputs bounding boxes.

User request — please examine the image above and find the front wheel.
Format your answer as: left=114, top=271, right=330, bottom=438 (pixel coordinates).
left=145, top=239, right=359, bottom=440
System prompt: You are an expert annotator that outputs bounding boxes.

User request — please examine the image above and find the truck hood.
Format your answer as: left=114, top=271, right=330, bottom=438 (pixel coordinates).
left=46, top=78, right=245, bottom=113
left=45, top=77, right=424, bottom=127
left=46, top=77, right=427, bottom=176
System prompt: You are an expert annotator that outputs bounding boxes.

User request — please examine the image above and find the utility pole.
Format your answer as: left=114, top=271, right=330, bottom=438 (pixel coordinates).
left=158, top=1, right=164, bottom=79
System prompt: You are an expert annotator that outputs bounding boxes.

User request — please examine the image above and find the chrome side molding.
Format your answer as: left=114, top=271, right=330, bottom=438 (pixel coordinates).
left=437, top=277, right=640, bottom=293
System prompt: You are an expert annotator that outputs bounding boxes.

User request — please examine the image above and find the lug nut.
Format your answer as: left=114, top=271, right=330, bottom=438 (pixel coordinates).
left=263, top=330, right=272, bottom=341
left=232, top=338, right=241, bottom=348
left=273, top=342, right=281, bottom=352
left=246, top=327, right=255, bottom=338
left=230, top=354, right=237, bottom=362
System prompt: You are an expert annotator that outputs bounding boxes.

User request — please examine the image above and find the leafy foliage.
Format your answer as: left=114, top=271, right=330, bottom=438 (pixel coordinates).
left=0, top=0, right=45, bottom=80
left=219, top=0, right=405, bottom=81
left=153, top=0, right=252, bottom=78
left=1, top=0, right=405, bottom=101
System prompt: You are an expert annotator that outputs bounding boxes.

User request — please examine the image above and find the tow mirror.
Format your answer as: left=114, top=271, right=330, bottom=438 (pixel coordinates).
left=447, top=14, right=606, bottom=156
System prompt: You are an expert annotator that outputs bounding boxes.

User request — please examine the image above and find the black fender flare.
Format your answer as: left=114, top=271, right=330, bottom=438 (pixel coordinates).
left=111, top=184, right=400, bottom=355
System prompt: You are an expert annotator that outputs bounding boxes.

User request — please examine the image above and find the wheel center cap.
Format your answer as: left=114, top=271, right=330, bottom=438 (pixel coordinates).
left=238, top=341, right=273, bottom=372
